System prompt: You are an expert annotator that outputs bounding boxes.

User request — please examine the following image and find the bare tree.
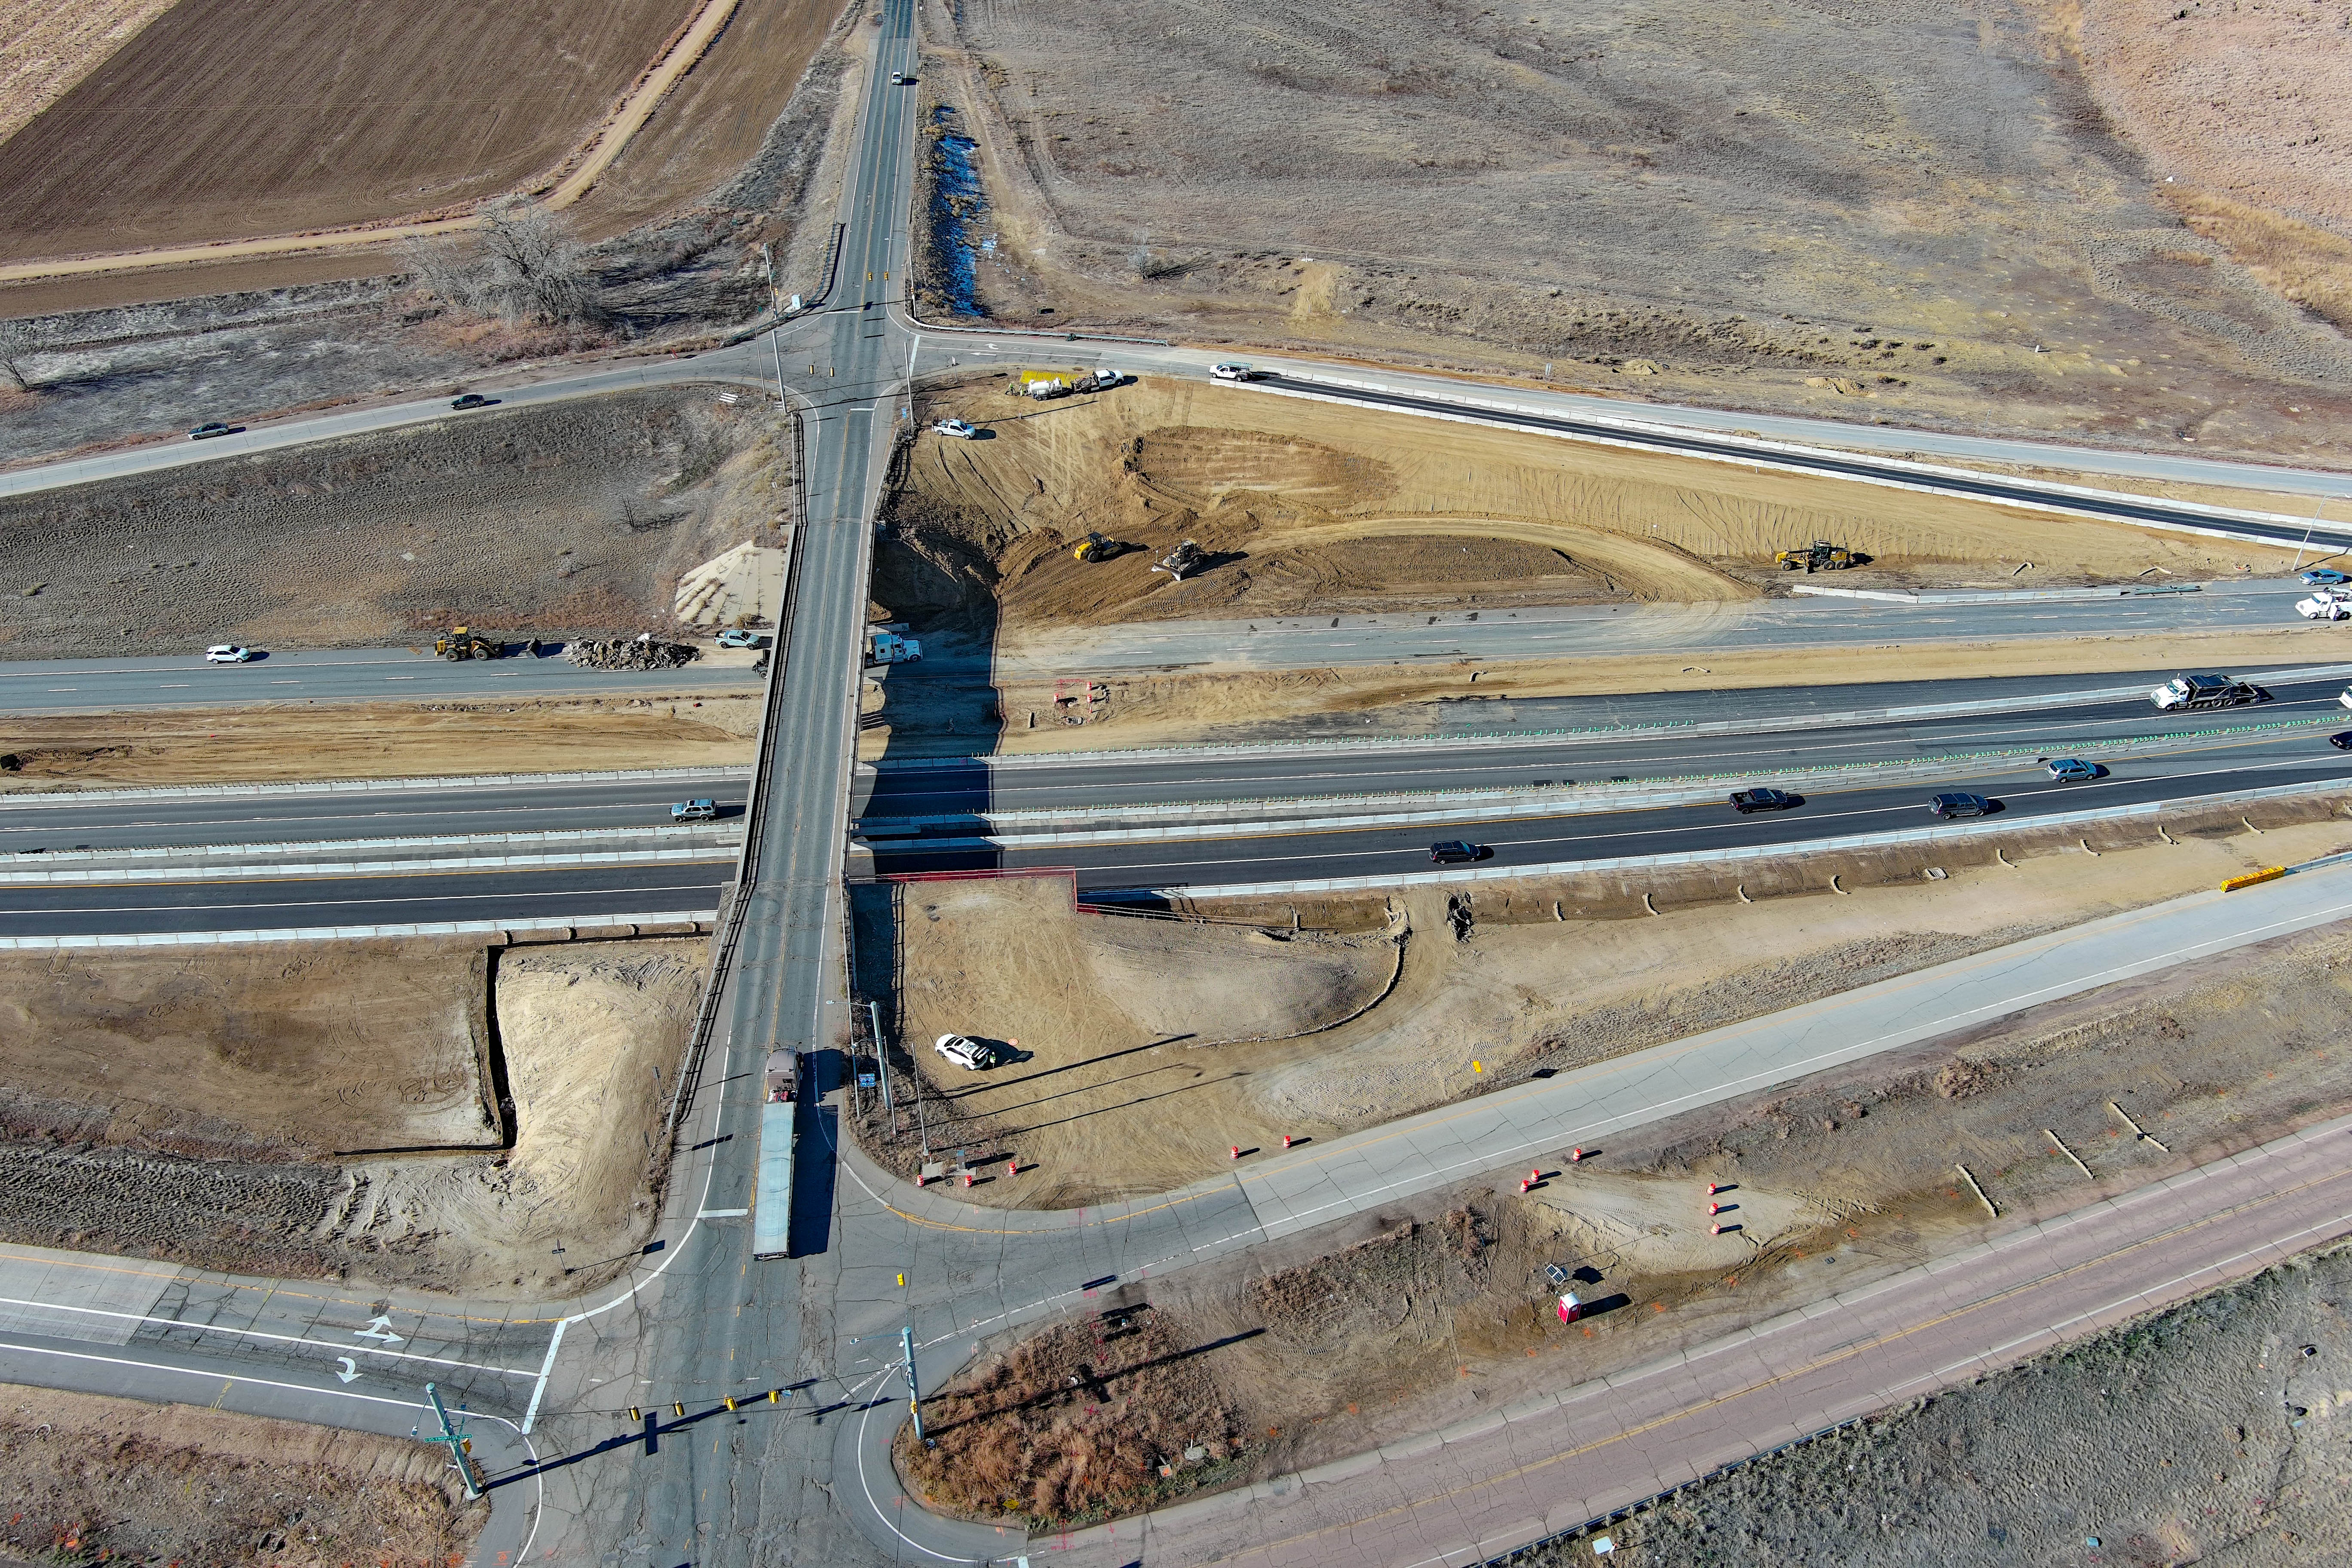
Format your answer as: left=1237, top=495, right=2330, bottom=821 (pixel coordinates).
left=0, top=318, right=36, bottom=392
left=476, top=199, right=598, bottom=324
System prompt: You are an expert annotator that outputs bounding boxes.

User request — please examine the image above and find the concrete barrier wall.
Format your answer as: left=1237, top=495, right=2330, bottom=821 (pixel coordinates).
left=0, top=844, right=740, bottom=886
left=0, top=765, right=753, bottom=808
left=0, top=911, right=718, bottom=951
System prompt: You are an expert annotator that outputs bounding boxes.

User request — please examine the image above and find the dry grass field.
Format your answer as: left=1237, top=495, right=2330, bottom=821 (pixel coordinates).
left=0, top=0, right=701, bottom=262
left=920, top=0, right=2352, bottom=464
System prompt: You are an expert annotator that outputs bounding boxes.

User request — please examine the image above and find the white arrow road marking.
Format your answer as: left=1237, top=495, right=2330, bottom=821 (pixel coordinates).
left=335, top=1357, right=360, bottom=1383
left=352, top=1315, right=404, bottom=1343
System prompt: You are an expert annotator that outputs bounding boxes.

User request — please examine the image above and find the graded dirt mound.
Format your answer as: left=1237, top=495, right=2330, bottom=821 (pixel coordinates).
left=862, top=814, right=2352, bottom=1205
left=0, top=935, right=704, bottom=1293
left=0, top=387, right=784, bottom=658
left=880, top=378, right=2266, bottom=647
left=0, top=942, right=496, bottom=1161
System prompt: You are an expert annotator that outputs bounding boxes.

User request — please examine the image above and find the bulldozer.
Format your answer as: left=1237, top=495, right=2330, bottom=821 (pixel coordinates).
left=1072, top=531, right=1127, bottom=563
left=1775, top=541, right=1860, bottom=573
left=433, top=625, right=502, bottom=661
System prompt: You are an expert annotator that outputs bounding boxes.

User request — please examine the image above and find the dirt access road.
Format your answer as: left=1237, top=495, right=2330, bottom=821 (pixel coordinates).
left=921, top=0, right=2352, bottom=468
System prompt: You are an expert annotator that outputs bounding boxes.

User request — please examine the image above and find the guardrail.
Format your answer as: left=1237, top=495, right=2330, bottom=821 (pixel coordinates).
left=665, top=431, right=817, bottom=1135
left=1084, top=775, right=2352, bottom=902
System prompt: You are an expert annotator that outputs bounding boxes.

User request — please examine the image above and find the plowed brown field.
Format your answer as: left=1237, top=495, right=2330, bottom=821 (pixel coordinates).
left=0, top=0, right=698, bottom=263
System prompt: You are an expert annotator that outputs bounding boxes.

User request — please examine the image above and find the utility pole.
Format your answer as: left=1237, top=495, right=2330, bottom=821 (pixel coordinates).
left=901, top=1325, right=924, bottom=1441
left=423, top=1382, right=482, bottom=1499
left=772, top=328, right=786, bottom=406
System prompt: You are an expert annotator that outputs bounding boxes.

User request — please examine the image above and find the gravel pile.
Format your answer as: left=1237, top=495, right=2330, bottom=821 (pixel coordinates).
left=564, top=635, right=701, bottom=670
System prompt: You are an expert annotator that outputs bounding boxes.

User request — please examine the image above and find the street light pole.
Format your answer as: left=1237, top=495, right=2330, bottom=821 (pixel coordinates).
left=901, top=1325, right=925, bottom=1441
left=423, top=1382, right=482, bottom=1499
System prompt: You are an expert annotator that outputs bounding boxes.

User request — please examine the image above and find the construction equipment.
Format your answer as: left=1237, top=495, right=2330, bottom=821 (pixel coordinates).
left=433, top=625, right=501, bottom=660
left=1152, top=540, right=1207, bottom=580
left=1072, top=531, right=1127, bottom=563
left=1775, top=541, right=1859, bottom=573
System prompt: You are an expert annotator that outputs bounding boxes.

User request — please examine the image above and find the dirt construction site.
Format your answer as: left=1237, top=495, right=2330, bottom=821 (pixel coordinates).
left=880, top=830, right=2352, bottom=1533
left=0, top=933, right=706, bottom=1294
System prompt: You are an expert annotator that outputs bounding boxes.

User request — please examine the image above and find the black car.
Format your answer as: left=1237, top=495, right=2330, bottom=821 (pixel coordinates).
left=2332, top=733, right=2352, bottom=751
left=1929, top=792, right=1994, bottom=818
left=1429, top=840, right=1489, bottom=864
left=1730, top=788, right=1799, bottom=814
left=187, top=421, right=234, bottom=440
left=451, top=393, right=492, bottom=410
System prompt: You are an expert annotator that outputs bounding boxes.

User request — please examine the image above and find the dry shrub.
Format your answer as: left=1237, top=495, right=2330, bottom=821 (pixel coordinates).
left=1934, top=1056, right=2003, bottom=1099
left=894, top=1310, right=1250, bottom=1528
left=2171, top=190, right=2352, bottom=333
left=0, top=386, right=34, bottom=415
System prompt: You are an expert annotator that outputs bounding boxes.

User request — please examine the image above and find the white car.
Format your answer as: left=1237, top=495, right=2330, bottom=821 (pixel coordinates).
left=2299, top=592, right=2352, bottom=621
left=2340, top=686, right=2352, bottom=710
left=930, top=418, right=977, bottom=438
left=204, top=644, right=254, bottom=663
left=1210, top=361, right=1259, bottom=382
left=934, top=1033, right=1001, bottom=1071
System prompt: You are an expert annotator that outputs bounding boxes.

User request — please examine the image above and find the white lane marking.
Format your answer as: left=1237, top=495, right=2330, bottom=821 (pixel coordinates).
left=336, top=1356, right=360, bottom=1382
left=352, top=1314, right=404, bottom=1344
left=0, top=1293, right=536, bottom=1376
left=158, top=683, right=190, bottom=688
left=519, top=1318, right=565, bottom=1433
left=698, top=1207, right=750, bottom=1218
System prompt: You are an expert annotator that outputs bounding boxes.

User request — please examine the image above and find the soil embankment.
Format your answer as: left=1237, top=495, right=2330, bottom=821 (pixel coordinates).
left=0, top=935, right=704, bottom=1293
left=0, top=388, right=788, bottom=660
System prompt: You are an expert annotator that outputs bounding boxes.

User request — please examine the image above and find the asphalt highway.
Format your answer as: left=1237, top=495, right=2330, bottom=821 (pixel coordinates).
left=859, top=666, right=2352, bottom=823
left=0, top=861, right=731, bottom=937
left=885, top=735, right=2352, bottom=893
left=0, top=773, right=749, bottom=852
left=972, top=576, right=2328, bottom=679
left=0, top=644, right=764, bottom=715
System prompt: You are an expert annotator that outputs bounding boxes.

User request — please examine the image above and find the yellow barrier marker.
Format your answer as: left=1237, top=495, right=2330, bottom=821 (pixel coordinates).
left=2222, top=866, right=2288, bottom=891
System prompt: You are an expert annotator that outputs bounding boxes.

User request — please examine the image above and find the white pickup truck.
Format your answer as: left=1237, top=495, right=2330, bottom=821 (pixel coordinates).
left=2299, top=590, right=2352, bottom=621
